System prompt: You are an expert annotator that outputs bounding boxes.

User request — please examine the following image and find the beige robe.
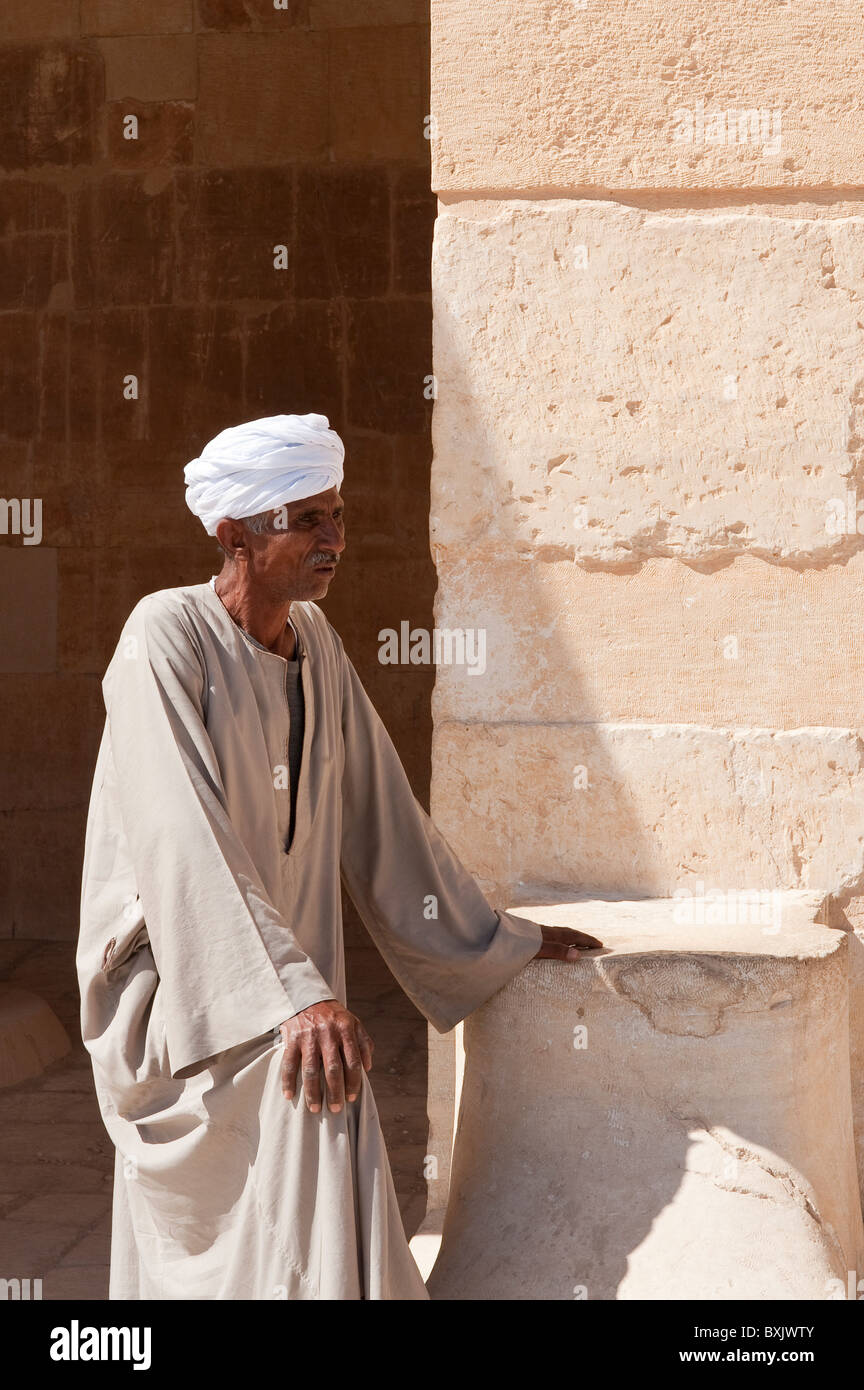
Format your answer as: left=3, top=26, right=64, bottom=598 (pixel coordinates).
left=77, top=580, right=542, bottom=1300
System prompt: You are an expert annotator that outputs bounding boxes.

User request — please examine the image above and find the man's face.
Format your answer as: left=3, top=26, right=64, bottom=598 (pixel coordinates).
left=236, top=487, right=346, bottom=601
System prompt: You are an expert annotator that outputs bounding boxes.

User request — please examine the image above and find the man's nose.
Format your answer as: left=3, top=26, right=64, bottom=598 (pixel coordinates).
left=318, top=519, right=346, bottom=553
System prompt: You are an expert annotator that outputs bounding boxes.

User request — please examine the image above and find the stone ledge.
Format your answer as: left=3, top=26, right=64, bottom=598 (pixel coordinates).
left=506, top=889, right=841, bottom=959
left=423, top=892, right=862, bottom=1299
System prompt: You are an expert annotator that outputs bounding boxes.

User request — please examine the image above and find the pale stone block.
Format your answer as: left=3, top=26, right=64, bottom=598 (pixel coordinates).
left=431, top=723, right=864, bottom=900
left=429, top=553, right=864, bottom=729
left=430, top=0, right=864, bottom=191
left=100, top=36, right=197, bottom=101
left=431, top=203, right=864, bottom=565
left=427, top=897, right=862, bottom=1299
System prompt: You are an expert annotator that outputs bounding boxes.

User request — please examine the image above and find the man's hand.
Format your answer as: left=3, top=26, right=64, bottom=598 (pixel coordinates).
left=278, top=999, right=374, bottom=1114
left=534, top=924, right=603, bottom=960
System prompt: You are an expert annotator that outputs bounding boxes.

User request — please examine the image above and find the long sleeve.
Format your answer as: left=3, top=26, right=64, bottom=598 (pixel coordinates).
left=100, top=595, right=333, bottom=1079
left=336, top=636, right=543, bottom=1033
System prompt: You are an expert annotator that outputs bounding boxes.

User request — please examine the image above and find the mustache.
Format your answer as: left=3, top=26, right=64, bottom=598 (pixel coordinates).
left=309, top=553, right=340, bottom=565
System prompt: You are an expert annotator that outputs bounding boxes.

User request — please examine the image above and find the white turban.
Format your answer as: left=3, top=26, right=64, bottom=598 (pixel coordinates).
left=184, top=413, right=345, bottom=536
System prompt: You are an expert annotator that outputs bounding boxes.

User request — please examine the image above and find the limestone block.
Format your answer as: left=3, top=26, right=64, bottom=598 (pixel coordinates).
left=295, top=167, right=390, bottom=300
left=198, top=0, right=306, bottom=28
left=431, top=723, right=864, bottom=901
left=427, top=896, right=862, bottom=1300
left=0, top=676, right=103, bottom=812
left=431, top=203, right=864, bottom=566
left=430, top=554, right=864, bottom=729
left=0, top=988, right=70, bottom=1088
left=311, top=2, right=428, bottom=27
left=347, top=300, right=432, bottom=433
left=0, top=808, right=92, bottom=940
left=81, top=1, right=194, bottom=35
left=0, top=315, right=38, bottom=437
left=0, top=549, right=57, bottom=674
left=0, top=45, right=102, bottom=170
left=175, top=168, right=294, bottom=301
left=72, top=175, right=174, bottom=307
left=195, top=34, right=327, bottom=164
left=100, top=36, right=197, bottom=101
left=430, top=0, right=864, bottom=191
left=329, top=26, right=429, bottom=163
left=105, top=101, right=194, bottom=169
left=0, top=1, right=79, bottom=41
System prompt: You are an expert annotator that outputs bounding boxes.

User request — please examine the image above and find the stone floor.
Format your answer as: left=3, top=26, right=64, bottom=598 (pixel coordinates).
left=0, top=940, right=430, bottom=1300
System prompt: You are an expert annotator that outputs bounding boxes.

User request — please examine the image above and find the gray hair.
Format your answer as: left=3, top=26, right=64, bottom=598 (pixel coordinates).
left=239, top=509, right=274, bottom=535
left=215, top=508, right=276, bottom=558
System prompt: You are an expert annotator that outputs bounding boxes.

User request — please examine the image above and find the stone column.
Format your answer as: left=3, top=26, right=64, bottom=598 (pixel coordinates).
left=420, top=0, right=864, bottom=1295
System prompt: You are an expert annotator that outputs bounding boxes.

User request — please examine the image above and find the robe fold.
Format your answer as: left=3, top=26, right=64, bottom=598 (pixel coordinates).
left=77, top=580, right=543, bottom=1300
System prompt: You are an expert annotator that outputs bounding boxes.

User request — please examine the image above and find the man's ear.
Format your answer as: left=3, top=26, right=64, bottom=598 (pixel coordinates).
left=214, top=517, right=249, bottom=557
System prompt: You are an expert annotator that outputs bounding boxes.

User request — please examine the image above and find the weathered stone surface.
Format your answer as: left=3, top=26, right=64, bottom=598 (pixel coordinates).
left=81, top=0, right=194, bottom=35
left=428, top=898, right=862, bottom=1299
left=244, top=300, right=342, bottom=423
left=431, top=722, right=864, bottom=901
left=35, top=317, right=74, bottom=444
left=105, top=100, right=194, bottom=168
left=72, top=176, right=174, bottom=306
left=430, top=552, right=864, bottom=729
left=0, top=808, right=93, bottom=939
left=311, top=1, right=428, bottom=25
left=0, top=45, right=102, bottom=170
left=432, top=202, right=864, bottom=566
left=57, top=545, right=197, bottom=674
left=0, top=232, right=67, bottom=311
left=197, top=0, right=308, bottom=27
left=431, top=0, right=864, bottom=192
left=147, top=304, right=244, bottom=451
left=0, top=676, right=102, bottom=811
left=0, top=989, right=70, bottom=1089
left=0, top=180, right=66, bottom=237
left=393, top=166, right=435, bottom=296
left=100, top=36, right=197, bottom=101
left=0, top=0, right=79, bottom=41
left=329, top=26, right=428, bottom=162
left=0, top=314, right=38, bottom=437
left=32, top=311, right=146, bottom=454
left=0, top=549, right=57, bottom=674
left=175, top=168, right=294, bottom=301
left=195, top=34, right=327, bottom=164
left=347, top=299, right=432, bottom=433
left=296, top=167, right=390, bottom=299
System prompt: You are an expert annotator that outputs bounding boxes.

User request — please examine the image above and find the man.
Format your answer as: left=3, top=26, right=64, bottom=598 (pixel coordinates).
left=77, top=413, right=601, bottom=1301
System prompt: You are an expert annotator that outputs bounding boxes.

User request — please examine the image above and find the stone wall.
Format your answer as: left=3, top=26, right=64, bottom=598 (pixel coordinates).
left=0, top=0, right=436, bottom=952
left=429, top=0, right=864, bottom=908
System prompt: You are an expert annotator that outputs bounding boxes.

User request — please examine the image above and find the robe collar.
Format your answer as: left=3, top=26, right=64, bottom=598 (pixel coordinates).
left=203, top=575, right=307, bottom=661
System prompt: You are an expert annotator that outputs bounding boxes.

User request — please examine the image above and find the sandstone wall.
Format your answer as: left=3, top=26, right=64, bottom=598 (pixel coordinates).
left=0, top=0, right=435, bottom=947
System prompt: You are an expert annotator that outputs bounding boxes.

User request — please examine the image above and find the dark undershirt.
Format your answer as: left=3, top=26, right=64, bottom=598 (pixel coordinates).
left=209, top=579, right=304, bottom=848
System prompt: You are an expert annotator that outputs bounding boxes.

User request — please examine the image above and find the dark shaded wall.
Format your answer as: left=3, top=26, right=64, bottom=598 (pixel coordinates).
left=0, top=0, right=436, bottom=963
